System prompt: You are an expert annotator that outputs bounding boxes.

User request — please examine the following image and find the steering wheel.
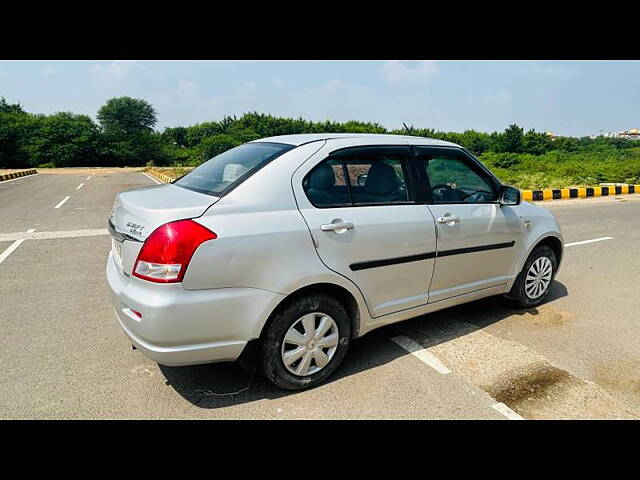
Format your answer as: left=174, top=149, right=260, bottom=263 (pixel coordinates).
left=431, top=183, right=455, bottom=200
left=431, top=183, right=475, bottom=202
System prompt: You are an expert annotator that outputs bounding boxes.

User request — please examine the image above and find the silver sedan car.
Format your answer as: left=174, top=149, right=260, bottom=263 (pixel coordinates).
left=107, top=134, right=563, bottom=390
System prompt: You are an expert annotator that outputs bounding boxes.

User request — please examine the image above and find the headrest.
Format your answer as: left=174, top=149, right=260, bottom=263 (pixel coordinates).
left=222, top=163, right=249, bottom=182
left=364, top=163, right=400, bottom=195
left=308, top=163, right=336, bottom=190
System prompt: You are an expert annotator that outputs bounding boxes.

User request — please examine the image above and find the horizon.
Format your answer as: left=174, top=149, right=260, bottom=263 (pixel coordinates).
left=1, top=60, right=638, bottom=137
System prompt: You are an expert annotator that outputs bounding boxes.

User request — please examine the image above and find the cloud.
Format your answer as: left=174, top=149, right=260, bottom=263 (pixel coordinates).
left=177, top=80, right=200, bottom=97
left=88, top=61, right=141, bottom=81
left=382, top=60, right=439, bottom=83
left=287, top=79, right=381, bottom=124
left=467, top=90, right=513, bottom=104
left=155, top=80, right=218, bottom=112
left=521, top=61, right=576, bottom=81
left=303, top=79, right=342, bottom=94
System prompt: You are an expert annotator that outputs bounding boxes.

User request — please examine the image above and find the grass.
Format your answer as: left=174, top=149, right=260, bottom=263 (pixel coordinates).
left=146, top=166, right=194, bottom=180
left=478, top=147, right=640, bottom=189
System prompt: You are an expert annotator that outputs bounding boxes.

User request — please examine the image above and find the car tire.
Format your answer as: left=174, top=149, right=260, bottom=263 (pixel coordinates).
left=506, top=244, right=557, bottom=308
left=261, top=293, right=351, bottom=391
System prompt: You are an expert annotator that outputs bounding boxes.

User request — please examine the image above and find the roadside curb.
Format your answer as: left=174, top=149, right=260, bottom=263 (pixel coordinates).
left=145, top=169, right=175, bottom=184
left=522, top=184, right=640, bottom=202
left=0, top=169, right=37, bottom=183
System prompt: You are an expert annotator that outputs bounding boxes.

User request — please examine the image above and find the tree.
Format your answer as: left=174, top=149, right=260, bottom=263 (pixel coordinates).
left=197, top=135, right=240, bottom=165
left=495, top=124, right=524, bottom=153
left=0, top=110, right=37, bottom=168
left=24, top=112, right=100, bottom=167
left=162, top=126, right=188, bottom=147
left=184, top=121, right=224, bottom=148
left=522, top=129, right=552, bottom=155
left=99, top=130, right=168, bottom=167
left=0, top=97, right=25, bottom=114
left=458, top=130, right=490, bottom=156
left=96, top=97, right=163, bottom=166
left=97, top=97, right=157, bottom=135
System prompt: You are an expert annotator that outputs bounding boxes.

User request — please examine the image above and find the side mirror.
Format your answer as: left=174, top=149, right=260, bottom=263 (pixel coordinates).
left=357, top=173, right=368, bottom=187
left=499, top=185, right=521, bottom=206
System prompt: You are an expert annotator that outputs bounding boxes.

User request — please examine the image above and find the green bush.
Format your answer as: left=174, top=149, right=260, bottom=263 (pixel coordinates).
left=479, top=147, right=640, bottom=189
left=2, top=96, right=640, bottom=189
left=194, top=134, right=241, bottom=166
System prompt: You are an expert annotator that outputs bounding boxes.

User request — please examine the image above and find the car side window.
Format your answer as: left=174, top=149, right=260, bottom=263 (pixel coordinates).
left=303, top=147, right=412, bottom=207
left=303, top=158, right=349, bottom=207
left=344, top=155, right=409, bottom=205
left=416, top=150, right=498, bottom=204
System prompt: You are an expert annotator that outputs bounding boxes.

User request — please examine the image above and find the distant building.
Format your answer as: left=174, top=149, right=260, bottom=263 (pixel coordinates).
left=604, top=128, right=640, bottom=140
left=545, top=131, right=562, bottom=140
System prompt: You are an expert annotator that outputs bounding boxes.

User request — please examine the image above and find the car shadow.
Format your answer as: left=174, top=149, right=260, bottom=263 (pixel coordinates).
left=159, top=281, right=569, bottom=409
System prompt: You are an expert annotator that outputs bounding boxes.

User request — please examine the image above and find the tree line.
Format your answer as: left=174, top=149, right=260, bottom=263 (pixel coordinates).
left=1, top=96, right=637, bottom=173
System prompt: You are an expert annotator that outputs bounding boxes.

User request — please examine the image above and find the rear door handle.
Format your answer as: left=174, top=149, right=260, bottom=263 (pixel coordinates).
left=321, top=221, right=354, bottom=232
left=436, top=214, right=460, bottom=224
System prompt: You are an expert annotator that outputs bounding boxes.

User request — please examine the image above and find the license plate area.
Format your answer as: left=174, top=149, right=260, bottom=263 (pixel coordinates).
left=112, top=237, right=124, bottom=269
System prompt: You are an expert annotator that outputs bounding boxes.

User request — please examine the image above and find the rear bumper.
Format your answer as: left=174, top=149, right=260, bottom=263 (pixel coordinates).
left=106, top=252, right=284, bottom=366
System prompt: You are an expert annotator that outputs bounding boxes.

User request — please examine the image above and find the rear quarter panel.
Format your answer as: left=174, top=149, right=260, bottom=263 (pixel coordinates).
left=182, top=141, right=371, bottom=336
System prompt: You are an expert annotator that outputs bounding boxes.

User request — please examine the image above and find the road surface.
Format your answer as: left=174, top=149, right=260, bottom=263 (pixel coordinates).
left=1, top=170, right=638, bottom=419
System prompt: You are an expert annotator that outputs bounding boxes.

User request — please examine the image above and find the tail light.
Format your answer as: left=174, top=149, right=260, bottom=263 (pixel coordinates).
left=133, top=219, right=217, bottom=283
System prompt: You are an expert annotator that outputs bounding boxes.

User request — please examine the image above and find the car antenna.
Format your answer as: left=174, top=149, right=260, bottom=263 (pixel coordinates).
left=402, top=122, right=414, bottom=135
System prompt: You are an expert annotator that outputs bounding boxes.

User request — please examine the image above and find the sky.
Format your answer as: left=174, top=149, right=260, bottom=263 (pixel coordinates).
left=0, top=60, right=638, bottom=137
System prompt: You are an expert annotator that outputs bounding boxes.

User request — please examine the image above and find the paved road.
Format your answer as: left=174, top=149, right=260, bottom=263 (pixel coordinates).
left=1, top=170, right=638, bottom=419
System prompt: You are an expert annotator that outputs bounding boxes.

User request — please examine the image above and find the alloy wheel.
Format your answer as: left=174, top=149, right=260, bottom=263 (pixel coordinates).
left=525, top=256, right=553, bottom=299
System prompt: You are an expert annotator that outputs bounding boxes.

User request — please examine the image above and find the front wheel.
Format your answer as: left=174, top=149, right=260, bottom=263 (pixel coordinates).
left=261, top=293, right=351, bottom=390
left=506, top=244, right=557, bottom=308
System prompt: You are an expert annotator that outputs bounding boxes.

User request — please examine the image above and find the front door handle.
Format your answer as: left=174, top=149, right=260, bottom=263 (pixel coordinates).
left=436, top=214, right=460, bottom=224
left=321, top=221, right=354, bottom=233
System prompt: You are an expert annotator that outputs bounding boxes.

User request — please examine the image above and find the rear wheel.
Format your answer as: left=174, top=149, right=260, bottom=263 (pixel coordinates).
left=506, top=244, right=557, bottom=308
left=261, top=293, right=351, bottom=390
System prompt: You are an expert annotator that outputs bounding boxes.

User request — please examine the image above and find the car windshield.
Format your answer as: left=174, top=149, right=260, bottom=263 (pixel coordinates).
left=174, top=142, right=294, bottom=196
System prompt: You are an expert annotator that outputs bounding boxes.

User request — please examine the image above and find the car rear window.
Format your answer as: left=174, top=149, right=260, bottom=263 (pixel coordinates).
left=174, top=142, right=295, bottom=196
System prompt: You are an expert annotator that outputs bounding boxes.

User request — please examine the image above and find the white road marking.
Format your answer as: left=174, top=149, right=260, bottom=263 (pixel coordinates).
left=492, top=402, right=525, bottom=420
left=86, top=176, right=92, bottom=181
left=564, top=237, right=613, bottom=247
left=0, top=228, right=36, bottom=265
left=390, top=335, right=451, bottom=375
left=142, top=172, right=162, bottom=184
left=76, top=183, right=84, bottom=190
left=0, top=229, right=108, bottom=242
left=54, top=196, right=70, bottom=209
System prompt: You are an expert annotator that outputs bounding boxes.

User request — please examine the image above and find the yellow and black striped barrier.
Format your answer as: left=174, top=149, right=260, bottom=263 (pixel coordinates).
left=145, top=169, right=175, bottom=184
left=0, top=169, right=37, bottom=182
left=521, top=184, right=640, bottom=202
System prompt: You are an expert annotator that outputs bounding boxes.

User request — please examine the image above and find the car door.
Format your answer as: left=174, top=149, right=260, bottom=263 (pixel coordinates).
left=413, top=146, right=524, bottom=303
left=294, top=143, right=437, bottom=318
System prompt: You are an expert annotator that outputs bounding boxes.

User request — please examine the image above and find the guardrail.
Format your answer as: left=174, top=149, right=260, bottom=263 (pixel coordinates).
left=0, top=169, right=37, bottom=182
left=145, top=169, right=175, bottom=184
left=521, top=184, right=640, bottom=202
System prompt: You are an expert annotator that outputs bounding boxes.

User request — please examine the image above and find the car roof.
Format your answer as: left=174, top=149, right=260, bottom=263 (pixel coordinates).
left=250, top=133, right=460, bottom=148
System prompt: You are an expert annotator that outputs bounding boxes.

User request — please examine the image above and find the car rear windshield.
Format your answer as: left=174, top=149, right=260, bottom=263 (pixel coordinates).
left=173, top=142, right=295, bottom=196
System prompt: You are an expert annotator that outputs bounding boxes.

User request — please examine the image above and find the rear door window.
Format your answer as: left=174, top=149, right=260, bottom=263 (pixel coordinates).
left=303, top=146, right=413, bottom=207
